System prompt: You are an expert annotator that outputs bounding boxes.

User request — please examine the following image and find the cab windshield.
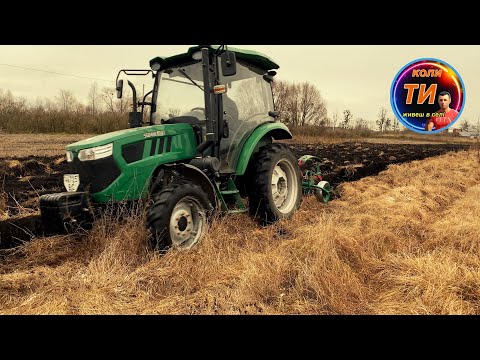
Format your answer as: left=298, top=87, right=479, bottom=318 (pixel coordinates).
left=153, top=61, right=205, bottom=122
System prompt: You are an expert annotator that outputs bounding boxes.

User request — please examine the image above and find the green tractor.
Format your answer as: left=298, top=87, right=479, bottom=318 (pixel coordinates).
left=40, top=45, right=328, bottom=250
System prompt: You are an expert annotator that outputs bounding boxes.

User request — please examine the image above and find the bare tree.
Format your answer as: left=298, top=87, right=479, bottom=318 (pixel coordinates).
left=101, top=86, right=134, bottom=114
left=44, top=97, right=58, bottom=112
left=88, top=82, right=101, bottom=116
left=354, top=117, right=369, bottom=130
left=74, top=102, right=86, bottom=115
left=460, top=118, right=470, bottom=131
left=0, top=89, right=20, bottom=112
left=34, top=97, right=45, bottom=112
left=342, top=109, right=353, bottom=129
left=271, top=80, right=328, bottom=127
left=322, top=117, right=332, bottom=128
left=385, top=117, right=391, bottom=131
left=376, top=107, right=388, bottom=132
left=471, top=118, right=480, bottom=134
left=272, top=79, right=289, bottom=123
left=332, top=110, right=339, bottom=130
left=55, top=89, right=77, bottom=112
left=298, top=82, right=328, bottom=126
left=286, top=83, right=301, bottom=126
left=392, top=117, right=400, bottom=131
left=273, top=80, right=303, bottom=125
left=102, top=87, right=116, bottom=113
left=272, top=80, right=300, bottom=125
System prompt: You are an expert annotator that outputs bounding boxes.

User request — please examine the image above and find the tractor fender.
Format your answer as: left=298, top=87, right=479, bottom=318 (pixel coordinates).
left=236, top=123, right=292, bottom=176
left=166, top=163, right=218, bottom=210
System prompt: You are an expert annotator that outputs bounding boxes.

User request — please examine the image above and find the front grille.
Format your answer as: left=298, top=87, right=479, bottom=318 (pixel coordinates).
left=69, top=156, right=121, bottom=193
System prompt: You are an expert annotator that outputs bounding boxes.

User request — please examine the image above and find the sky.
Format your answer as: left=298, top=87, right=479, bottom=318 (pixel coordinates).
left=1, top=45, right=479, bottom=129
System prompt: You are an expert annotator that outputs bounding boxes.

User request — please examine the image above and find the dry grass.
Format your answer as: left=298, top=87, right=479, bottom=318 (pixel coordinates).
left=0, top=149, right=479, bottom=314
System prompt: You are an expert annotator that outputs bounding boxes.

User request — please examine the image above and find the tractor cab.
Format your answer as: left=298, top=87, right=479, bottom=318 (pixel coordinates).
left=217, top=61, right=278, bottom=173
left=117, top=45, right=280, bottom=173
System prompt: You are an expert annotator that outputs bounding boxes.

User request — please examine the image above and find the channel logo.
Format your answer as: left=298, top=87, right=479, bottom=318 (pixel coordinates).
left=390, top=58, right=465, bottom=133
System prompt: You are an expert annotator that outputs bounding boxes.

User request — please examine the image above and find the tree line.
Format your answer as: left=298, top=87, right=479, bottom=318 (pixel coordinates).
left=272, top=80, right=401, bottom=132
left=0, top=80, right=402, bottom=134
left=458, top=118, right=480, bottom=133
left=0, top=83, right=134, bottom=134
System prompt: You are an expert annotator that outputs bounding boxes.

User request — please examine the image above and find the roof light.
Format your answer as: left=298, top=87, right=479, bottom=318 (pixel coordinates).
left=150, top=62, right=161, bottom=71
left=192, top=51, right=202, bottom=61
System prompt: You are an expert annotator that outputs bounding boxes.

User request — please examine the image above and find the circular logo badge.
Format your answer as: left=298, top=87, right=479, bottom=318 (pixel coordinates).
left=390, top=58, right=465, bottom=133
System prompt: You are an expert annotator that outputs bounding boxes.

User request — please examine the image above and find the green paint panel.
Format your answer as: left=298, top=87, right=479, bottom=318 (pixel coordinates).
left=235, top=123, right=292, bottom=176
left=67, top=124, right=197, bottom=203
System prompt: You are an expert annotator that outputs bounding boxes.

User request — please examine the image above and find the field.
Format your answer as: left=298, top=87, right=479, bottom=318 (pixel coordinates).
left=0, top=133, right=479, bottom=314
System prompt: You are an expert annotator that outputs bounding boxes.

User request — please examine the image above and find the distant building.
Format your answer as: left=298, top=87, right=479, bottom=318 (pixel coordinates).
left=452, top=128, right=460, bottom=136
left=459, top=131, right=479, bottom=138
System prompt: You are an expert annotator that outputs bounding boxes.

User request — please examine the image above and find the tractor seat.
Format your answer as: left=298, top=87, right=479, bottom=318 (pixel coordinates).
left=162, top=116, right=203, bottom=145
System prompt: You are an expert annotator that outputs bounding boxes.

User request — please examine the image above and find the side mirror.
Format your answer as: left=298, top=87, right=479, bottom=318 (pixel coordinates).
left=263, top=71, right=276, bottom=83
left=221, top=51, right=237, bottom=77
left=116, top=79, right=124, bottom=99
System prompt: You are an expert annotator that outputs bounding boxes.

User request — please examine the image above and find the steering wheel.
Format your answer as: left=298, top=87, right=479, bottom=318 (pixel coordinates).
left=190, top=107, right=205, bottom=113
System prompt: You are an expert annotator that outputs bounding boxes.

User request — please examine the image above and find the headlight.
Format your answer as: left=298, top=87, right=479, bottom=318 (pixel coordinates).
left=66, top=150, right=74, bottom=162
left=78, top=143, right=113, bottom=162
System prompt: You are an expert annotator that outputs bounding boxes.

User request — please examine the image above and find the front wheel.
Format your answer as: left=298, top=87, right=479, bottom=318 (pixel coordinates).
left=248, top=143, right=303, bottom=224
left=146, top=181, right=213, bottom=251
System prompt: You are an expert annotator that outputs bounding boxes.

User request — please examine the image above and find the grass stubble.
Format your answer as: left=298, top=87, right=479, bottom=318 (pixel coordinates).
left=0, top=149, right=479, bottom=314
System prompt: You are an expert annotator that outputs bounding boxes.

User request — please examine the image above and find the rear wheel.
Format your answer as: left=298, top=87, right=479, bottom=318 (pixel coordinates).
left=146, top=181, right=213, bottom=251
left=248, top=143, right=302, bottom=224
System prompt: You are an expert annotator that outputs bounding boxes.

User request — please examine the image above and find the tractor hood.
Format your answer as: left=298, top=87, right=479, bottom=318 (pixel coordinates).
left=66, top=125, right=187, bottom=151
left=63, top=123, right=197, bottom=203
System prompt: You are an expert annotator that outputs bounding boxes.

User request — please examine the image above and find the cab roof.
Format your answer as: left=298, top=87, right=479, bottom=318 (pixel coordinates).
left=149, top=45, right=280, bottom=72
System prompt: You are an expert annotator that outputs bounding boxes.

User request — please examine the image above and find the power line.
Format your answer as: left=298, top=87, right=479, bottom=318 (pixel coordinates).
left=0, top=63, right=115, bottom=83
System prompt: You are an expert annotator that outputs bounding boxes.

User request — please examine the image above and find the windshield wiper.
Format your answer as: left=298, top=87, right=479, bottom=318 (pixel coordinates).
left=178, top=69, right=204, bottom=92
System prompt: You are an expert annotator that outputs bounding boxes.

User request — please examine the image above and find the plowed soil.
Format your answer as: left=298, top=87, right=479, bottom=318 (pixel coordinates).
left=0, top=141, right=470, bottom=247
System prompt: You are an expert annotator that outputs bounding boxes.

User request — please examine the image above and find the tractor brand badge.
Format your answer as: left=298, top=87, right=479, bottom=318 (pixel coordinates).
left=390, top=58, right=465, bottom=133
left=144, top=130, right=165, bottom=138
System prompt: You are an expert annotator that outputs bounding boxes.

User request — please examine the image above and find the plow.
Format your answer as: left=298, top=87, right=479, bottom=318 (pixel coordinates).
left=298, top=155, right=331, bottom=203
